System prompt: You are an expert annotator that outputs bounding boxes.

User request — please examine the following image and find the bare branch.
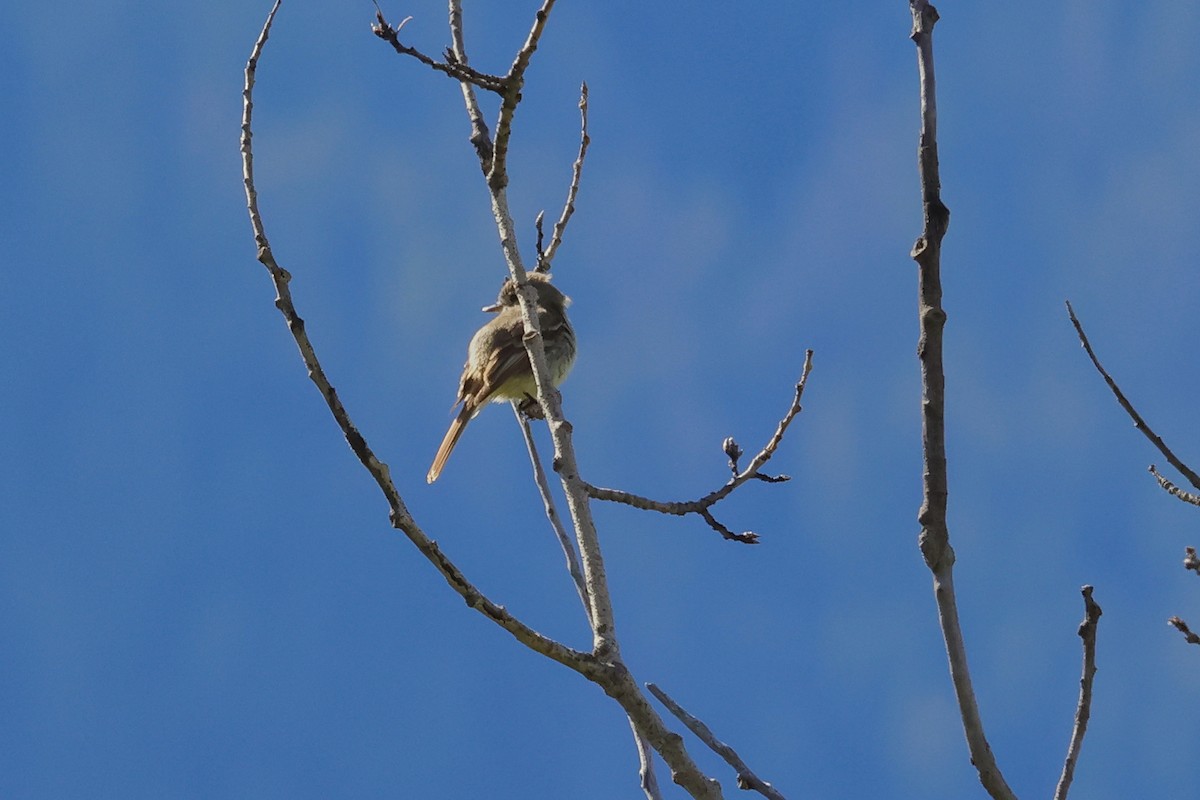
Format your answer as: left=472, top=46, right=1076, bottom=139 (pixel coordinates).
left=1054, top=586, right=1103, bottom=800
left=1169, top=617, right=1200, bottom=646
left=1066, top=301, right=1200, bottom=491
left=908, top=4, right=1015, bottom=799
left=514, top=403, right=592, bottom=624
left=1149, top=465, right=1200, bottom=506
left=371, top=7, right=506, bottom=93
left=582, top=350, right=814, bottom=544
left=445, top=0, right=494, bottom=169
left=241, top=0, right=589, bottom=674
left=538, top=81, right=590, bottom=272
left=489, top=0, right=557, bottom=189
left=363, top=5, right=728, bottom=796
left=647, top=684, right=787, bottom=800
left=628, top=717, right=664, bottom=800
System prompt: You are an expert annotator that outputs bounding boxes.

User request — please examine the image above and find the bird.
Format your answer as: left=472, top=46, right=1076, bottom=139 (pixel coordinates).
left=427, top=271, right=575, bottom=483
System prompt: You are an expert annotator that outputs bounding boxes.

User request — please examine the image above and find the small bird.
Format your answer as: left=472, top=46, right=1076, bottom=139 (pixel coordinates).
left=427, top=271, right=576, bottom=483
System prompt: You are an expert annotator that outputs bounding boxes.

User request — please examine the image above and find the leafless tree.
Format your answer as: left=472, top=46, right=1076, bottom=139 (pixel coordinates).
left=240, top=2, right=1112, bottom=797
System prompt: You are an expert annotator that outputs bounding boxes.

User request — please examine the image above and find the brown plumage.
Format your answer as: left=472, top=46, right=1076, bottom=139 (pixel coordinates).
left=427, top=272, right=575, bottom=483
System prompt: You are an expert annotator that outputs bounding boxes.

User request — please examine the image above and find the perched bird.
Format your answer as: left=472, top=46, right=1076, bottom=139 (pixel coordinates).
left=427, top=271, right=575, bottom=483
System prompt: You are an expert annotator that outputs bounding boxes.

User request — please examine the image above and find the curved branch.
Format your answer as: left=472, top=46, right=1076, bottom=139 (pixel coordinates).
left=582, top=350, right=814, bottom=544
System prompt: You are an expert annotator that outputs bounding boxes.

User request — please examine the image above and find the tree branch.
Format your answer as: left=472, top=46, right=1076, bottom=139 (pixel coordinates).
left=1148, top=465, right=1200, bottom=506
left=1066, top=301, right=1200, bottom=491
left=371, top=6, right=506, bottom=93
left=489, top=0, right=557, bottom=191
left=537, top=81, right=590, bottom=272
left=242, top=0, right=589, bottom=674
left=908, top=4, right=1015, bottom=799
left=647, top=684, right=787, bottom=800
left=1054, top=586, right=1102, bottom=800
left=446, top=0, right=494, bottom=169
left=582, top=349, right=814, bottom=544
left=514, top=403, right=592, bottom=624
left=1168, top=617, right=1200, bottom=646
left=628, top=717, right=664, bottom=800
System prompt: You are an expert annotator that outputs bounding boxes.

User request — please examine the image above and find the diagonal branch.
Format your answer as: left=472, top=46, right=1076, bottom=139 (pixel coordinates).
left=514, top=404, right=592, bottom=624
left=647, top=684, right=787, bottom=800
left=908, top=4, right=1015, bottom=799
left=1149, top=465, right=1200, bottom=506
left=537, top=81, right=591, bottom=272
left=242, top=0, right=588, bottom=674
left=1054, top=586, right=1103, bottom=800
left=628, top=717, right=664, bottom=800
left=1168, top=617, right=1200, bottom=646
left=582, top=350, right=813, bottom=544
left=371, top=7, right=506, bottom=93
left=1065, top=300, right=1200, bottom=491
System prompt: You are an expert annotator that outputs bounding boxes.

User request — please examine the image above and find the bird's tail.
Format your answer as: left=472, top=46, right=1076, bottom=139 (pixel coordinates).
left=427, top=403, right=475, bottom=483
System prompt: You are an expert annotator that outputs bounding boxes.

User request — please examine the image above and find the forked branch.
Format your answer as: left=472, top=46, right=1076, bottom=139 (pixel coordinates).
left=582, top=350, right=814, bottom=544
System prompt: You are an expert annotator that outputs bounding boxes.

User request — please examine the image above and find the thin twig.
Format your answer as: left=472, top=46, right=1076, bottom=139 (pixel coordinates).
left=1066, top=301, right=1200, bottom=491
left=371, top=8, right=506, bottom=92
left=1168, top=617, right=1200, bottom=646
left=628, top=717, right=664, bottom=800
left=1054, top=586, right=1102, bottom=800
left=538, top=81, right=590, bottom=272
left=582, top=350, right=814, bottom=544
left=514, top=403, right=592, bottom=624
left=534, top=210, right=547, bottom=265
left=647, top=684, right=786, bottom=800
left=908, top=4, right=1015, bottom=799
left=242, top=0, right=588, bottom=673
left=1149, top=465, right=1200, bottom=506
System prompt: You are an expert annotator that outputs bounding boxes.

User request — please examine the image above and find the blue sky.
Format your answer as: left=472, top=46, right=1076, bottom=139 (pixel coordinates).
left=3, top=2, right=1199, bottom=798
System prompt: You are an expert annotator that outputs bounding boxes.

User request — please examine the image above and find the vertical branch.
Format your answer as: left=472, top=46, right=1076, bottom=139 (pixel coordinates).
left=1054, top=586, right=1102, bottom=800
left=489, top=0, right=557, bottom=190
left=447, top=0, right=493, bottom=169
left=908, top=4, right=1016, bottom=799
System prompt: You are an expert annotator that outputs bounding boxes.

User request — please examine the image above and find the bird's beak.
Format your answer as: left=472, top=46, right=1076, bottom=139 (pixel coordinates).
left=482, top=302, right=502, bottom=313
